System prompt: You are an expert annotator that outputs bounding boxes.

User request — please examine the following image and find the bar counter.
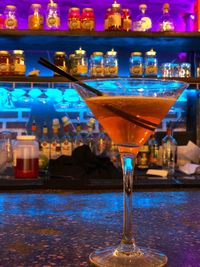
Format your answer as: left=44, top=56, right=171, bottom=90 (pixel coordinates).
left=0, top=189, right=200, bottom=267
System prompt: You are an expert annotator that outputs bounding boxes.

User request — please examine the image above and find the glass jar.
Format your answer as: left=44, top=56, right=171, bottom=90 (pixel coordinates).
left=81, top=8, right=95, bottom=31
left=0, top=14, right=5, bottom=29
left=71, top=47, right=88, bottom=77
left=13, top=135, right=39, bottom=179
left=108, top=1, right=122, bottom=31
left=129, top=52, right=143, bottom=77
left=28, top=3, right=44, bottom=30
left=122, top=9, right=132, bottom=31
left=160, top=62, right=173, bottom=77
left=0, top=51, right=10, bottom=76
left=4, top=5, right=18, bottom=29
left=90, top=51, right=104, bottom=77
left=104, top=8, right=111, bottom=31
left=180, top=62, right=191, bottom=78
left=68, top=7, right=81, bottom=31
left=46, top=2, right=60, bottom=30
left=104, top=48, right=118, bottom=77
left=144, top=49, right=158, bottom=77
left=54, top=51, right=67, bottom=76
left=12, top=50, right=26, bottom=76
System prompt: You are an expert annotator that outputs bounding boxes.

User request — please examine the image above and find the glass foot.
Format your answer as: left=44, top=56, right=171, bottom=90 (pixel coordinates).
left=89, top=245, right=167, bottom=267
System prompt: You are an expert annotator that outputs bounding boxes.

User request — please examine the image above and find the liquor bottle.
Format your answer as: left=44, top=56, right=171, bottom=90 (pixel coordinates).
left=158, top=3, right=175, bottom=32
left=136, top=145, right=149, bottom=170
left=73, top=118, right=83, bottom=150
left=84, top=118, right=95, bottom=153
left=122, top=8, right=132, bottom=31
left=133, top=4, right=152, bottom=32
left=39, top=122, right=50, bottom=167
left=50, top=119, right=61, bottom=160
left=148, top=134, right=159, bottom=167
left=31, top=118, right=38, bottom=139
left=61, top=116, right=73, bottom=156
left=108, top=141, right=121, bottom=168
left=108, top=0, right=122, bottom=31
left=95, top=124, right=111, bottom=156
left=162, top=123, right=177, bottom=175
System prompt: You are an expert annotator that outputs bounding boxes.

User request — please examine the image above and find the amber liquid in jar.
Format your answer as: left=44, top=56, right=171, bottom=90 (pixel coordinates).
left=54, top=51, right=67, bottom=75
left=0, top=51, right=11, bottom=76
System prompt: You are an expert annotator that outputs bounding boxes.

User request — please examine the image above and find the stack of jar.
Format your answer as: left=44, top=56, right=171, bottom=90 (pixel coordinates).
left=129, top=49, right=158, bottom=77
left=0, top=50, right=26, bottom=76
left=53, top=48, right=119, bottom=78
left=160, top=62, right=191, bottom=78
left=68, top=7, right=95, bottom=31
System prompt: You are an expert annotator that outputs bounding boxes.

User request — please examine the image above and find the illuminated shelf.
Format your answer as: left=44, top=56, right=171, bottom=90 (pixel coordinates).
left=1, top=30, right=200, bottom=52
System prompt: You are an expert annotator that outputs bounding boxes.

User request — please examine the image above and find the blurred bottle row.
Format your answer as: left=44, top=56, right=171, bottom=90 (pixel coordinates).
left=0, top=1, right=178, bottom=32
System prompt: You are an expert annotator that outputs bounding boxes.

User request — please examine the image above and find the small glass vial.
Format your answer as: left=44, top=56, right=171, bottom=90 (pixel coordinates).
left=68, top=7, right=81, bottom=30
left=13, top=135, right=39, bottom=179
left=46, top=2, right=60, bottom=30
left=73, top=47, right=88, bottom=77
left=108, top=1, right=122, bottom=31
left=81, top=8, right=95, bottom=31
left=12, top=50, right=26, bottom=76
left=28, top=4, right=44, bottom=30
left=54, top=51, right=67, bottom=75
left=4, top=5, right=18, bottom=29
left=122, top=9, right=132, bottom=31
left=129, top=52, right=143, bottom=77
left=0, top=51, right=10, bottom=76
left=90, top=51, right=104, bottom=77
left=104, top=48, right=118, bottom=77
left=144, top=49, right=158, bottom=77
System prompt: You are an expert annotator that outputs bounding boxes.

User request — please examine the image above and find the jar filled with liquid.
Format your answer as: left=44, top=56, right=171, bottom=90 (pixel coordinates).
left=4, top=5, right=18, bottom=29
left=13, top=135, right=39, bottom=179
left=68, top=7, right=81, bottom=30
left=144, top=49, right=158, bottom=77
left=81, top=8, right=95, bottom=31
left=0, top=51, right=11, bottom=76
left=54, top=51, right=67, bottom=75
left=12, top=50, right=26, bottom=76
left=72, top=47, right=88, bottom=76
left=90, top=51, right=104, bottom=77
left=28, top=3, right=44, bottom=30
left=104, top=48, right=118, bottom=77
left=129, top=52, right=143, bottom=77
left=46, top=2, right=60, bottom=30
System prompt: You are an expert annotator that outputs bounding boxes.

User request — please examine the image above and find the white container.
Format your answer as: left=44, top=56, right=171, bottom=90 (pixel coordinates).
left=13, top=135, right=39, bottom=179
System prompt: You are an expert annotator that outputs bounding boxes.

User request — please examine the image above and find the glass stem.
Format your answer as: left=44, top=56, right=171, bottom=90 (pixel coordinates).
left=117, top=152, right=137, bottom=254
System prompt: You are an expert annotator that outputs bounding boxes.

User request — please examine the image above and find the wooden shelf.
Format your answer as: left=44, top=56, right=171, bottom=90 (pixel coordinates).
left=1, top=30, right=200, bottom=52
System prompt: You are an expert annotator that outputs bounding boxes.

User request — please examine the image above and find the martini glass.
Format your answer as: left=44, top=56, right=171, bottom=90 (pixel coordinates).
left=74, top=78, right=188, bottom=267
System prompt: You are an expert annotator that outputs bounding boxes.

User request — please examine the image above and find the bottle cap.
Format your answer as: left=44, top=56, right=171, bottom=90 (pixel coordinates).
left=163, top=3, right=170, bottom=10
left=48, top=2, right=58, bottom=7
left=83, top=8, right=93, bottom=12
left=69, top=7, right=80, bottom=12
left=92, top=51, right=103, bottom=56
left=112, top=1, right=120, bottom=8
left=17, top=135, right=36, bottom=141
left=0, top=51, right=9, bottom=55
left=31, top=4, right=42, bottom=8
left=75, top=47, right=86, bottom=55
left=6, top=5, right=16, bottom=9
left=55, top=51, right=66, bottom=56
left=13, top=50, right=24, bottom=55
left=139, top=4, right=147, bottom=10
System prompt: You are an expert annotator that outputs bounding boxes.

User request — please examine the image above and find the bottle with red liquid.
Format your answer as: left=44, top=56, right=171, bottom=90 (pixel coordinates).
left=0, top=14, right=5, bottom=29
left=81, top=8, right=95, bottom=31
left=13, top=135, right=39, bottom=179
left=68, top=7, right=81, bottom=30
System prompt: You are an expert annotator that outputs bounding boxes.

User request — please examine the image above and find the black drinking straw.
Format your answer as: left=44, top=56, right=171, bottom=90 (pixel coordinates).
left=38, top=57, right=158, bottom=131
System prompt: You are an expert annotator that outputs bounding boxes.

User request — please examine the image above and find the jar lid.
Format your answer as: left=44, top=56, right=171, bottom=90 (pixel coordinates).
left=131, top=52, right=142, bottom=56
left=112, top=1, right=120, bottom=8
left=17, top=135, right=36, bottom=141
left=0, top=51, right=9, bottom=55
left=75, top=47, right=86, bottom=55
left=69, top=7, right=80, bottom=12
left=83, top=8, right=93, bottom=12
left=145, top=49, right=156, bottom=56
left=31, top=3, right=41, bottom=8
left=13, top=50, right=24, bottom=55
left=107, top=48, right=117, bottom=56
left=55, top=51, right=66, bottom=56
left=69, top=53, right=75, bottom=58
left=92, top=51, right=103, bottom=56
left=6, top=5, right=16, bottom=9
left=48, top=2, right=58, bottom=7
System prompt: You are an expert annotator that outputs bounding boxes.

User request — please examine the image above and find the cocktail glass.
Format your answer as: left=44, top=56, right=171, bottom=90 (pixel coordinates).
left=74, top=78, right=188, bottom=267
